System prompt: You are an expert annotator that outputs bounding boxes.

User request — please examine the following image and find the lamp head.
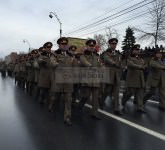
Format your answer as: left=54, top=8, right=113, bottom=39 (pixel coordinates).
left=49, top=14, right=53, bottom=18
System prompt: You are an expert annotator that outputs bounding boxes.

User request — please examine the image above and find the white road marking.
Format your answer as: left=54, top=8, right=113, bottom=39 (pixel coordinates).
left=119, top=93, right=159, bottom=104
left=84, top=103, right=165, bottom=141
left=147, top=100, right=159, bottom=104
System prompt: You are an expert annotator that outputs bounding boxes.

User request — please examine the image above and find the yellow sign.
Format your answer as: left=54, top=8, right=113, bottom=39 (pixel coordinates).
left=67, top=37, right=86, bottom=49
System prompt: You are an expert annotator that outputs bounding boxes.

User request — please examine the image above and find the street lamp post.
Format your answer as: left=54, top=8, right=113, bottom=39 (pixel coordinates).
left=23, top=39, right=31, bottom=52
left=49, top=11, right=62, bottom=37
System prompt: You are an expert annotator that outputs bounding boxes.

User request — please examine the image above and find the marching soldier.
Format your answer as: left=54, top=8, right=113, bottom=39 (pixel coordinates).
left=78, top=39, right=101, bottom=119
left=26, top=50, right=39, bottom=96
left=122, top=44, right=146, bottom=113
left=18, top=55, right=27, bottom=90
left=0, top=61, right=7, bottom=77
left=33, top=49, right=40, bottom=100
left=48, top=37, right=73, bottom=126
left=26, top=53, right=35, bottom=95
left=37, top=42, right=52, bottom=104
left=100, top=38, right=122, bottom=115
left=7, top=63, right=14, bottom=77
left=143, top=48, right=165, bottom=110
left=68, top=45, right=81, bottom=105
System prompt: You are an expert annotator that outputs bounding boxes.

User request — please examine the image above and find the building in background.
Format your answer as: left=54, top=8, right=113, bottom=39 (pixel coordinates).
left=5, top=52, right=18, bottom=64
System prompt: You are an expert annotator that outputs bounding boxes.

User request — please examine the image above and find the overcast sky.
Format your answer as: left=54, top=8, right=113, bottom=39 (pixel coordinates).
left=0, top=0, right=155, bottom=58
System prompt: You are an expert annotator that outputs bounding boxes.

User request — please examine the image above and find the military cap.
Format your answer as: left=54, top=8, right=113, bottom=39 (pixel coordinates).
left=43, top=42, right=53, bottom=48
left=57, top=37, right=68, bottom=45
left=132, top=44, right=140, bottom=50
left=69, top=45, right=77, bottom=51
left=31, top=49, right=38, bottom=54
left=108, top=38, right=118, bottom=44
left=86, top=39, right=96, bottom=46
left=38, top=47, right=44, bottom=52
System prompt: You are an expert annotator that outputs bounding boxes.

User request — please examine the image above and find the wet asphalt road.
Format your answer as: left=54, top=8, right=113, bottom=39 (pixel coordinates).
left=0, top=75, right=165, bottom=150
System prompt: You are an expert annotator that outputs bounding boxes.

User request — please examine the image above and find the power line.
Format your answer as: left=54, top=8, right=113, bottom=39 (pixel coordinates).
left=75, top=11, right=151, bottom=37
left=69, top=0, right=155, bottom=35
left=64, top=0, right=135, bottom=34
left=88, top=0, right=135, bottom=21
left=74, top=2, right=165, bottom=38
left=65, top=0, right=149, bottom=35
left=65, top=0, right=155, bottom=36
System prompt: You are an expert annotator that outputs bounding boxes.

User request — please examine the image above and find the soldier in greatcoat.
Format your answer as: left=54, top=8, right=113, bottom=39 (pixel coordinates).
left=143, top=49, right=165, bottom=110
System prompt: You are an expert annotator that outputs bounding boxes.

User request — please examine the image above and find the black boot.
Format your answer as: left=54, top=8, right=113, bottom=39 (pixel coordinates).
left=78, top=98, right=87, bottom=111
left=64, top=118, right=72, bottom=126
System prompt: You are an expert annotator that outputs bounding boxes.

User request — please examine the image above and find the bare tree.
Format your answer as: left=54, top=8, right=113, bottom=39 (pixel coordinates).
left=94, top=34, right=107, bottom=52
left=94, top=27, right=119, bottom=52
left=133, top=0, right=165, bottom=47
left=105, top=27, right=119, bottom=40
